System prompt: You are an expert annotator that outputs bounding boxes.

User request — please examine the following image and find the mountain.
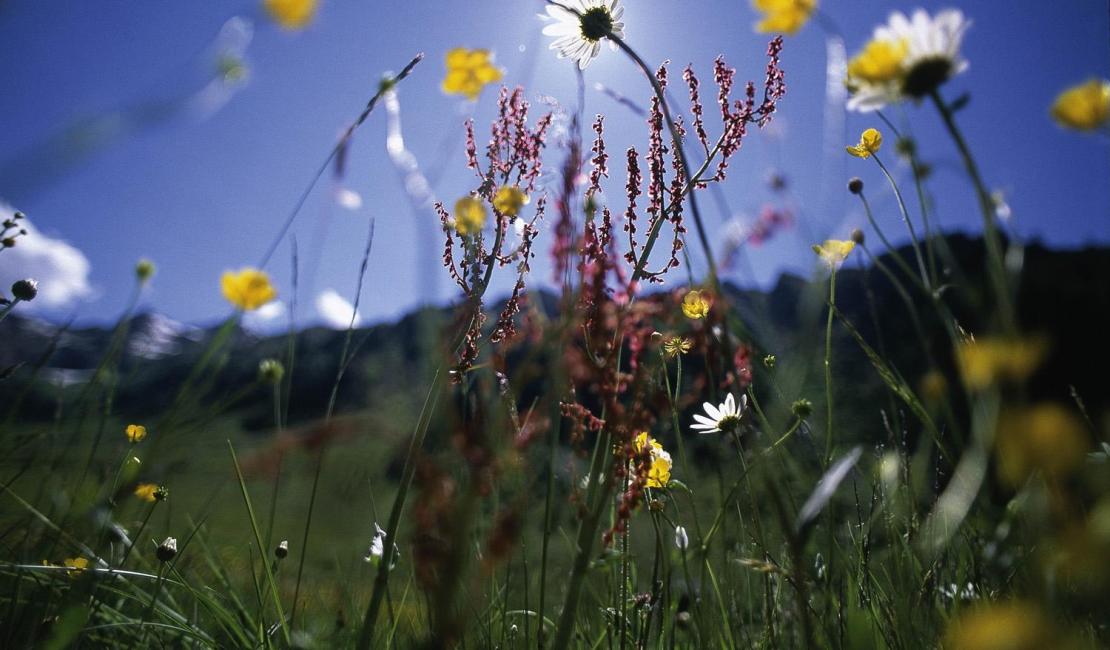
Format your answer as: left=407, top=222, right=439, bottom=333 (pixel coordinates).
left=2, top=234, right=1108, bottom=441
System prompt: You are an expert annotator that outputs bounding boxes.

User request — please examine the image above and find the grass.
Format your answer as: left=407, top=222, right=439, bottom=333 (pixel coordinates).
left=1, top=3, right=1108, bottom=648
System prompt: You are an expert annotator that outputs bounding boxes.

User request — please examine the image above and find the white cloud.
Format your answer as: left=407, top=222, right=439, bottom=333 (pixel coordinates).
left=335, top=187, right=363, bottom=210
left=242, top=299, right=287, bottom=333
left=0, top=204, right=92, bottom=310
left=315, top=289, right=361, bottom=329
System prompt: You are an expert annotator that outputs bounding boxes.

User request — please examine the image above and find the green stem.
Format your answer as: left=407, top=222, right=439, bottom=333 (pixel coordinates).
left=871, top=153, right=930, bottom=290
left=928, top=89, right=1015, bottom=331
left=355, top=369, right=444, bottom=649
left=823, top=269, right=837, bottom=467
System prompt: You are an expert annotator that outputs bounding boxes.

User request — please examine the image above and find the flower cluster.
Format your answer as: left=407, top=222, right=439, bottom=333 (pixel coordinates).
left=0, top=210, right=27, bottom=253
left=438, top=87, right=552, bottom=378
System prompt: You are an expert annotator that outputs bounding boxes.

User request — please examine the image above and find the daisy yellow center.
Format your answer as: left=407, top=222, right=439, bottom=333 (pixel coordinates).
left=847, top=39, right=907, bottom=85
left=579, top=7, right=614, bottom=42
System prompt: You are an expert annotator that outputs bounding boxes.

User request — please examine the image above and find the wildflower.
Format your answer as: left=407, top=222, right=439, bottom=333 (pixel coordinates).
left=492, top=185, right=528, bottom=217
left=134, top=483, right=161, bottom=503
left=441, top=48, right=504, bottom=101
left=763, top=354, right=776, bottom=368
left=956, top=336, right=1047, bottom=390
left=263, top=0, right=318, bottom=30
left=257, top=358, right=285, bottom=385
left=674, top=525, right=689, bottom=550
left=662, top=336, right=693, bottom=358
left=221, top=268, right=277, bottom=311
left=11, top=279, right=37, bottom=302
left=275, top=540, right=289, bottom=559
left=156, top=537, right=178, bottom=563
left=453, top=196, right=487, bottom=236
left=919, top=370, right=947, bottom=402
left=943, top=601, right=1057, bottom=650
left=691, top=393, right=746, bottom=435
left=135, top=258, right=156, bottom=283
left=812, top=239, right=856, bottom=268
left=1051, top=78, right=1110, bottom=131
left=364, top=522, right=397, bottom=569
left=878, top=452, right=901, bottom=489
left=681, top=290, right=710, bottom=320
left=125, top=424, right=147, bottom=443
left=751, top=0, right=815, bottom=35
left=633, top=432, right=672, bottom=488
left=63, top=557, right=88, bottom=576
left=995, top=403, right=1088, bottom=486
left=543, top=0, right=625, bottom=70
left=791, top=398, right=812, bottom=418
left=847, top=9, right=970, bottom=112
left=845, top=128, right=882, bottom=158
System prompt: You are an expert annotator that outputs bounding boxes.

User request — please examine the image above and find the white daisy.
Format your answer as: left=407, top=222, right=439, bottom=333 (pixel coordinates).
left=690, top=393, right=747, bottom=434
left=542, top=0, right=625, bottom=70
left=846, top=9, right=971, bottom=112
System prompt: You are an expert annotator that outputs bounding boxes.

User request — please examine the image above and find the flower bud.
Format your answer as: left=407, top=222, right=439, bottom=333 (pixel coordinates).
left=1, top=238, right=15, bottom=248
left=13, top=211, right=24, bottom=220
left=847, top=177, right=864, bottom=195
left=135, top=258, right=156, bottom=283
left=156, top=537, right=178, bottom=563
left=762, top=354, right=776, bottom=369
left=275, top=540, right=289, bottom=559
left=850, top=228, right=865, bottom=245
left=674, top=525, right=689, bottom=550
left=11, top=279, right=37, bottom=302
left=257, top=359, right=285, bottom=385
left=791, top=398, right=813, bottom=419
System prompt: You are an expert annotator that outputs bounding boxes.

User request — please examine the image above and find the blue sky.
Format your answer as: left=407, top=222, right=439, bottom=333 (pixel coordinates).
left=1, top=0, right=1107, bottom=328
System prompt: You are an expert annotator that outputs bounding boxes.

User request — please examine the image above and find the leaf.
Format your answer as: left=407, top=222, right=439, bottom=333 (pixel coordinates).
left=665, top=479, right=692, bottom=493
left=796, top=446, right=862, bottom=536
left=948, top=93, right=971, bottom=113
left=43, top=605, right=89, bottom=650
left=0, top=362, right=22, bottom=381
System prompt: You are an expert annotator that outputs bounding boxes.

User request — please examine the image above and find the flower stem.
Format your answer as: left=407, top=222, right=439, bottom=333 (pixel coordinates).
left=823, top=269, right=837, bottom=467
left=928, top=89, right=1015, bottom=332
left=871, top=153, right=930, bottom=290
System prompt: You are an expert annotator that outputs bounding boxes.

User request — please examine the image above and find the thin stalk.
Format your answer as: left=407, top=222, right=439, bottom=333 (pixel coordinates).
left=823, top=269, right=837, bottom=467
left=871, top=153, right=930, bottom=289
left=928, top=89, right=1015, bottom=331
left=354, top=369, right=444, bottom=649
